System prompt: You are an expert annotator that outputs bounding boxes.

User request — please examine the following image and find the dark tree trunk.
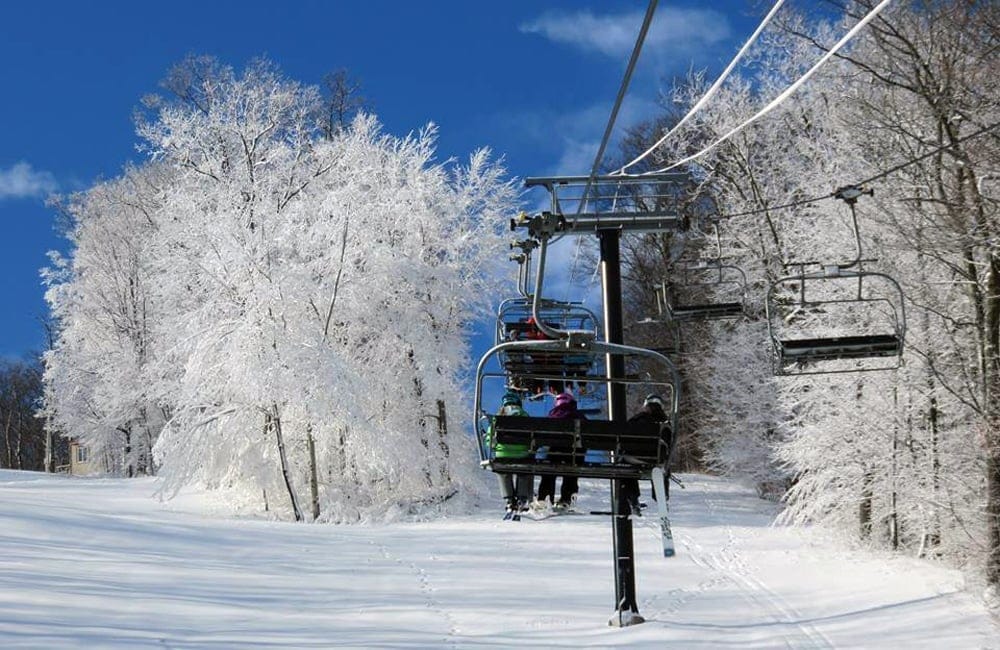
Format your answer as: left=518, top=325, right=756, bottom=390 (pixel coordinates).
left=269, top=407, right=302, bottom=522
left=436, top=399, right=449, bottom=483
left=859, top=470, right=874, bottom=541
left=307, top=428, right=320, bottom=521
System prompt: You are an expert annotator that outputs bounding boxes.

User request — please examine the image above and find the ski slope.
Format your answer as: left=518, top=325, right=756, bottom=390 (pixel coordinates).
left=0, top=469, right=995, bottom=648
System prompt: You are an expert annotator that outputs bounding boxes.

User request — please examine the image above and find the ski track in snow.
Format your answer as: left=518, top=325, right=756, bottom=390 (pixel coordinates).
left=688, top=479, right=834, bottom=649
left=371, top=539, right=461, bottom=645
left=632, top=492, right=811, bottom=642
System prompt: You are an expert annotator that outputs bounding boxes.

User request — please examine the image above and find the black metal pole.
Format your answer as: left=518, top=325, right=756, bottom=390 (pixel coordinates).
left=600, top=230, right=642, bottom=625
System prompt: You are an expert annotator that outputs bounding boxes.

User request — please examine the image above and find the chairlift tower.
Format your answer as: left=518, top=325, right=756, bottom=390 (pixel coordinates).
left=514, top=172, right=688, bottom=624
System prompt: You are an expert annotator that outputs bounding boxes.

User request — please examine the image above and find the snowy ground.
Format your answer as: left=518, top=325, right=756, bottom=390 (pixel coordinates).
left=0, top=469, right=996, bottom=649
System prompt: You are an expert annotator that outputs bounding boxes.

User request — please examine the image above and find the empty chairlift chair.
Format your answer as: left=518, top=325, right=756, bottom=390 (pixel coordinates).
left=656, top=261, right=748, bottom=322
left=766, top=264, right=905, bottom=374
left=765, top=185, right=907, bottom=375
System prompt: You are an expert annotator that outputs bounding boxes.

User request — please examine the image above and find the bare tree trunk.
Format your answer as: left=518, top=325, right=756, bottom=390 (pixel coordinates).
left=269, top=406, right=302, bottom=522
left=407, top=349, right=433, bottom=487
left=44, top=428, right=54, bottom=473
left=985, top=259, right=1000, bottom=586
left=15, top=409, right=24, bottom=470
left=307, top=427, right=320, bottom=521
left=126, top=426, right=133, bottom=477
left=436, top=399, right=449, bottom=483
left=3, top=389, right=14, bottom=468
left=889, top=387, right=899, bottom=551
left=890, top=432, right=899, bottom=550
left=855, top=380, right=874, bottom=541
left=927, top=392, right=941, bottom=552
left=859, top=470, right=874, bottom=541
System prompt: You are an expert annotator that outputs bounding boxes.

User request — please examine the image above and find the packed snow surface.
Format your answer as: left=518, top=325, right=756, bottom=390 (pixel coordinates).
left=0, top=469, right=995, bottom=648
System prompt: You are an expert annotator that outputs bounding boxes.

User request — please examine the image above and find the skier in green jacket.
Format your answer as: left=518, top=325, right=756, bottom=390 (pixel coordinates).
left=487, top=390, right=535, bottom=517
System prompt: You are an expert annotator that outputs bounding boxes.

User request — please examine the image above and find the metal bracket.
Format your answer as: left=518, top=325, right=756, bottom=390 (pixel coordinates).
left=510, top=211, right=565, bottom=239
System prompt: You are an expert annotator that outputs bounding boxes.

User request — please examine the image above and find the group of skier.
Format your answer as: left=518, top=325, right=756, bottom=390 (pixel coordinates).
left=488, top=389, right=668, bottom=519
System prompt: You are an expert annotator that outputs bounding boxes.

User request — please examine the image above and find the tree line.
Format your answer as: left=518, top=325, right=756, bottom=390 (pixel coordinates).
left=0, top=356, right=66, bottom=471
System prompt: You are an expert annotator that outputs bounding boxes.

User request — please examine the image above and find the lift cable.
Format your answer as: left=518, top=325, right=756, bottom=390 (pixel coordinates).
left=614, top=0, right=787, bottom=176
left=579, top=0, right=659, bottom=209
left=634, top=0, right=893, bottom=177
left=565, top=0, right=659, bottom=303
left=710, top=119, right=1000, bottom=221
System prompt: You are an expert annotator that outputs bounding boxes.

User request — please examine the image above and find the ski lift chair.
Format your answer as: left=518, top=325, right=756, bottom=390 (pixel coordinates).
left=765, top=184, right=907, bottom=375
left=496, top=297, right=600, bottom=345
left=474, top=339, right=680, bottom=481
left=766, top=264, right=906, bottom=375
left=496, top=297, right=601, bottom=394
left=657, top=262, right=748, bottom=322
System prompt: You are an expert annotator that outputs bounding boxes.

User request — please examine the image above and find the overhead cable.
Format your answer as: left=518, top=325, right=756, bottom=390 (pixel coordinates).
left=566, top=0, right=659, bottom=302
left=712, top=119, right=1000, bottom=221
left=578, top=0, right=660, bottom=212
left=614, top=0, right=787, bottom=176
left=642, top=0, right=894, bottom=176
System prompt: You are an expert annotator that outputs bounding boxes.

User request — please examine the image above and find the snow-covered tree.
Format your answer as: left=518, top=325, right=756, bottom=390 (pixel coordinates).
left=43, top=164, right=168, bottom=476
left=44, top=56, right=516, bottom=521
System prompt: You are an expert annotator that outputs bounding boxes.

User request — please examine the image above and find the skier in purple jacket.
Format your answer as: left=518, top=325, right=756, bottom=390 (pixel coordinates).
left=535, top=391, right=582, bottom=509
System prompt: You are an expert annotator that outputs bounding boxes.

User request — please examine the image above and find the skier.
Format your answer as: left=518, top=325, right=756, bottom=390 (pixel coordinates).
left=486, top=390, right=535, bottom=518
left=535, top=391, right=583, bottom=510
left=621, top=394, right=669, bottom=515
left=510, top=317, right=555, bottom=396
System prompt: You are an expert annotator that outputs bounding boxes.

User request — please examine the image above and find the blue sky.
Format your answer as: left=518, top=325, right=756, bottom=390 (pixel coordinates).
left=0, top=1, right=761, bottom=359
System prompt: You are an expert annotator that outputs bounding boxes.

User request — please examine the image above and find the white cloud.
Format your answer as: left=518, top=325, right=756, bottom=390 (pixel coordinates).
left=0, top=161, right=58, bottom=200
left=520, top=7, right=731, bottom=60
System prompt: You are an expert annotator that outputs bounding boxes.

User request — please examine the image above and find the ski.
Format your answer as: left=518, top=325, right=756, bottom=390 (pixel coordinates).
left=589, top=510, right=644, bottom=518
left=651, top=467, right=675, bottom=557
left=525, top=509, right=583, bottom=521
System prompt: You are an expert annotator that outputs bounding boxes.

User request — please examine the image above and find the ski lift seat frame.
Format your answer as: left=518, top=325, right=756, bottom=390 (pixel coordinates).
left=500, top=338, right=603, bottom=397
left=767, top=266, right=906, bottom=374
left=779, top=333, right=900, bottom=362
left=487, top=416, right=670, bottom=480
left=496, top=298, right=600, bottom=346
left=475, top=339, right=680, bottom=482
left=669, top=301, right=744, bottom=321
left=501, top=334, right=600, bottom=383
left=655, top=262, right=748, bottom=323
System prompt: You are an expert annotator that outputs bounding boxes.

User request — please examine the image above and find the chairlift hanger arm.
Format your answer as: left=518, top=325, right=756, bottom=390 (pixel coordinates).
left=509, top=238, right=538, bottom=298
left=782, top=185, right=876, bottom=274
left=834, top=184, right=874, bottom=270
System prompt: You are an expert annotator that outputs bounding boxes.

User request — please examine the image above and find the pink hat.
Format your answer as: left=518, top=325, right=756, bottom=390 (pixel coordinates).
left=554, top=392, right=575, bottom=406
